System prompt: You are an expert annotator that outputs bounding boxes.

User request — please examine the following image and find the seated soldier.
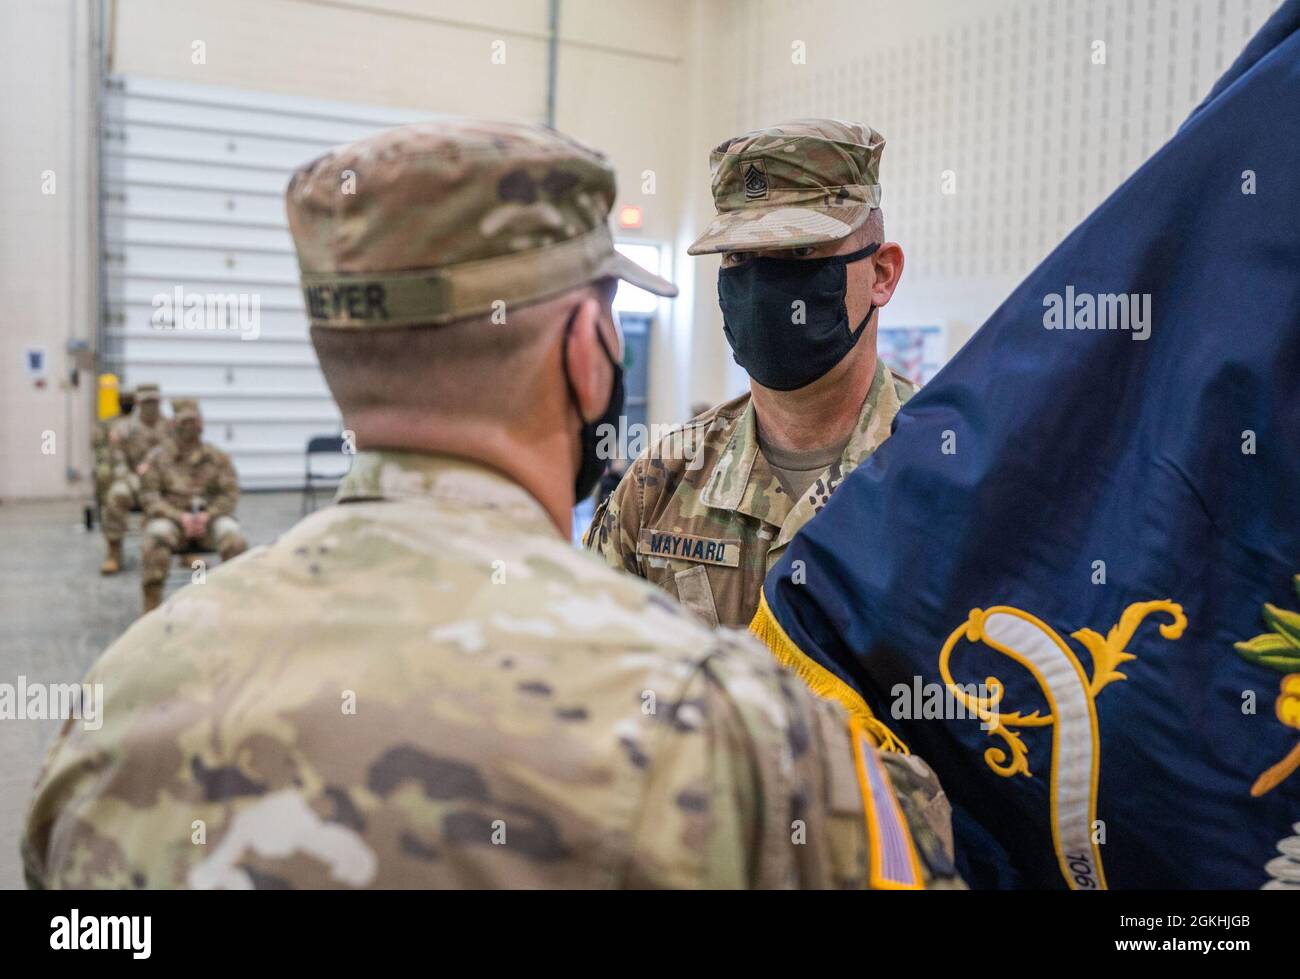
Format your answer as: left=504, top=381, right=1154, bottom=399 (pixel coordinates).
left=139, top=398, right=247, bottom=612
left=101, top=382, right=170, bottom=575
left=92, top=385, right=134, bottom=525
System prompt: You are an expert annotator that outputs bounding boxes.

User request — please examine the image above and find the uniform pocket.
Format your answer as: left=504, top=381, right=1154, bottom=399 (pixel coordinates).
left=673, top=565, right=720, bottom=629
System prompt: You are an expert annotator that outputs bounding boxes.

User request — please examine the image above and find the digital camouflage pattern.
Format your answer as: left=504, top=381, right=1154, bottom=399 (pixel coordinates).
left=140, top=438, right=240, bottom=524
left=139, top=436, right=246, bottom=585
left=102, top=413, right=172, bottom=543
left=91, top=416, right=119, bottom=504
left=286, top=120, right=675, bottom=328
left=586, top=361, right=916, bottom=629
left=687, top=118, right=886, bottom=256
left=94, top=390, right=136, bottom=509
left=23, top=449, right=961, bottom=889
left=111, top=414, right=172, bottom=479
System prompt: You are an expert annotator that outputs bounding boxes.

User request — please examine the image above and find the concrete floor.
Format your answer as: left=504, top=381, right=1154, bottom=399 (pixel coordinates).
left=0, top=491, right=304, bottom=889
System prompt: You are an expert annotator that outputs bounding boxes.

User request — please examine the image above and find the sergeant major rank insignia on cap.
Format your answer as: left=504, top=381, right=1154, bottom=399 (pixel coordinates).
left=742, top=160, right=768, bottom=200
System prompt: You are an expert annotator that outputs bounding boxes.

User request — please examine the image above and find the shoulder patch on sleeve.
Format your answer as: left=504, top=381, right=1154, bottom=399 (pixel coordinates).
left=849, top=716, right=925, bottom=890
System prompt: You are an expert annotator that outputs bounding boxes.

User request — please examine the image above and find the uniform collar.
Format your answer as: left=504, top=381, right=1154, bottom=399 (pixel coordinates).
left=336, top=449, right=558, bottom=537
left=835, top=358, right=901, bottom=477
left=702, top=397, right=769, bottom=514
left=699, top=358, right=902, bottom=527
left=770, top=360, right=901, bottom=549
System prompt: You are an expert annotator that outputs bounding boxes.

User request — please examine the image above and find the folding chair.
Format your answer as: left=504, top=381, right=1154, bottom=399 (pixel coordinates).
left=301, top=434, right=352, bottom=514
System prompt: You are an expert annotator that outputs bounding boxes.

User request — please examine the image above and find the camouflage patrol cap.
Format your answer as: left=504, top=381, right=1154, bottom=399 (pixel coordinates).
left=687, top=119, right=884, bottom=255
left=286, top=120, right=677, bottom=328
left=135, top=383, right=161, bottom=403
left=171, top=398, right=200, bottom=421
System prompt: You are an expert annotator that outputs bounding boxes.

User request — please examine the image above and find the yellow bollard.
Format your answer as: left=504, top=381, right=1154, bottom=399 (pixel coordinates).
left=97, top=373, right=121, bottom=421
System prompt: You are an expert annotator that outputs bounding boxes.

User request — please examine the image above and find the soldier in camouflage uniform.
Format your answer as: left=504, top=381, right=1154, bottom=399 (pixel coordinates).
left=100, top=382, right=172, bottom=575
left=92, top=385, right=134, bottom=519
left=23, top=120, right=961, bottom=890
left=138, top=398, right=247, bottom=613
left=586, top=120, right=917, bottom=629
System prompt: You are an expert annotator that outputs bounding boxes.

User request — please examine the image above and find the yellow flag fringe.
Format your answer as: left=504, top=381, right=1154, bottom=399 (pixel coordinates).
left=749, top=591, right=909, bottom=754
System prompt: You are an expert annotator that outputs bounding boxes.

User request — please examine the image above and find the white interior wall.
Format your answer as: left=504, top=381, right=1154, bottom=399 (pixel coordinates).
left=551, top=3, right=689, bottom=426
left=686, top=0, right=1284, bottom=403
left=0, top=0, right=99, bottom=502
left=110, top=0, right=553, bottom=124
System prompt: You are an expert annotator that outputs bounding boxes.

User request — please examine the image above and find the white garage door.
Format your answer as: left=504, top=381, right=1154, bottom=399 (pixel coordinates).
left=100, top=76, right=424, bottom=488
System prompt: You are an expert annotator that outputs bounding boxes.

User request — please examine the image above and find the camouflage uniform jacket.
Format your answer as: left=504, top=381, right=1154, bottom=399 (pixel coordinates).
left=92, top=415, right=122, bottom=492
left=23, top=449, right=960, bottom=889
left=586, top=360, right=917, bottom=629
left=140, top=440, right=239, bottom=523
left=110, top=415, right=172, bottom=481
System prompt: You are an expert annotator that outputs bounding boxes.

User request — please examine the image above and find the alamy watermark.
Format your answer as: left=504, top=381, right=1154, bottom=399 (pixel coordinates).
left=1043, top=286, right=1151, bottom=340
left=50, top=909, right=150, bottom=959
left=1, top=676, right=103, bottom=731
left=151, top=287, right=261, bottom=340
left=891, top=676, right=999, bottom=730
left=595, top=416, right=705, bottom=470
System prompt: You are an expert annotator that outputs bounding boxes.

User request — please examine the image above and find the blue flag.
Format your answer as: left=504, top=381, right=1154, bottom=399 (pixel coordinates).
left=751, top=2, right=1300, bottom=889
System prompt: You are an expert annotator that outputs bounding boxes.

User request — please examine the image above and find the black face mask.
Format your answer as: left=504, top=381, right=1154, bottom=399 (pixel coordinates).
left=561, top=306, right=625, bottom=502
left=718, top=242, right=880, bottom=391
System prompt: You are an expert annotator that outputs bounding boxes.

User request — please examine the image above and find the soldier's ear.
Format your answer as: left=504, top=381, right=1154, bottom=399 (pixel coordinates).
left=868, top=242, right=905, bottom=307
left=563, top=296, right=612, bottom=423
